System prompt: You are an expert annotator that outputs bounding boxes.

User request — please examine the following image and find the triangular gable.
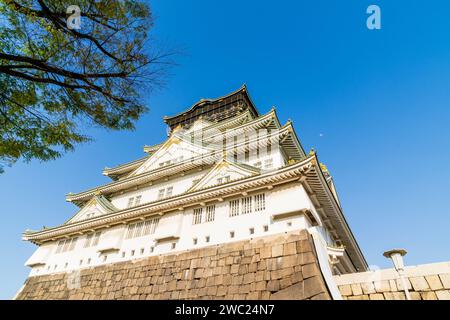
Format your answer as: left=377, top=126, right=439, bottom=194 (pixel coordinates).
left=130, top=130, right=216, bottom=177
left=189, top=159, right=260, bottom=192
left=65, top=195, right=117, bottom=224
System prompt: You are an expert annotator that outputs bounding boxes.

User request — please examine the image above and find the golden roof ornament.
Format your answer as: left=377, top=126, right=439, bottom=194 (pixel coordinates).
left=320, top=163, right=329, bottom=173
left=308, top=148, right=316, bottom=156
left=172, top=124, right=183, bottom=134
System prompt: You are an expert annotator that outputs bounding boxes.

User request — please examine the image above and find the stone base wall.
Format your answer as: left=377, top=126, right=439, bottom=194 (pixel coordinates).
left=16, top=230, right=331, bottom=300
left=335, top=262, right=450, bottom=300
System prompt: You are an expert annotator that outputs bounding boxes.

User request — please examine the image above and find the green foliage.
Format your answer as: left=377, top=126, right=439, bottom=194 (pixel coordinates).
left=0, top=0, right=167, bottom=173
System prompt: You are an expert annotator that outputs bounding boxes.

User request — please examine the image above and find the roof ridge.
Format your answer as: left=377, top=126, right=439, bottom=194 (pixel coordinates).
left=163, top=85, right=248, bottom=121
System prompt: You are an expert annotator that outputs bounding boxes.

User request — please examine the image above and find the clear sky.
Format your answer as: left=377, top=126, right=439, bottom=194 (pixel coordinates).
left=2, top=0, right=450, bottom=299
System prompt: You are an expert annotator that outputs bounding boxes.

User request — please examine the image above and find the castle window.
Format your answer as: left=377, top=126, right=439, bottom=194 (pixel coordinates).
left=254, top=193, right=266, bottom=212
left=249, top=228, right=255, bottom=235
left=217, top=176, right=230, bottom=185
left=127, top=197, right=134, bottom=208
left=205, top=205, right=215, bottom=222
left=79, top=260, right=83, bottom=265
left=254, top=161, right=262, bottom=168
left=84, top=234, right=93, bottom=248
left=230, top=231, right=235, bottom=239
left=150, top=247, right=154, bottom=253
left=56, top=240, right=64, bottom=253
left=122, top=252, right=125, bottom=258
left=135, top=195, right=142, bottom=206
left=205, top=236, right=210, bottom=243
left=103, top=255, right=107, bottom=262
left=158, top=187, right=173, bottom=200
left=87, top=258, right=91, bottom=264
left=68, top=237, right=78, bottom=251
left=64, top=262, right=68, bottom=268
left=263, top=225, right=269, bottom=232
left=242, top=196, right=252, bottom=214
left=62, top=239, right=71, bottom=252
left=126, top=217, right=160, bottom=239
left=92, top=232, right=102, bottom=247
left=125, top=224, right=136, bottom=239
left=193, top=208, right=203, bottom=225
left=171, top=243, right=176, bottom=250
left=131, top=250, right=135, bottom=256
left=142, top=217, right=159, bottom=235
left=140, top=248, right=144, bottom=255
left=83, top=232, right=101, bottom=248
left=134, top=221, right=145, bottom=238
left=193, top=238, right=198, bottom=245
left=229, top=199, right=240, bottom=217
left=57, top=237, right=78, bottom=253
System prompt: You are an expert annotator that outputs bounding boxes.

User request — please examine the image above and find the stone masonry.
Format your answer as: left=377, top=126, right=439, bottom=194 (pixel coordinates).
left=15, top=230, right=331, bottom=300
left=335, top=261, right=450, bottom=300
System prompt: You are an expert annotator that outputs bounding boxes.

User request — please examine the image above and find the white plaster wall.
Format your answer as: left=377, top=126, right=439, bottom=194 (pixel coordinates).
left=109, top=147, right=285, bottom=212
left=109, top=170, right=205, bottom=209
left=28, top=182, right=326, bottom=277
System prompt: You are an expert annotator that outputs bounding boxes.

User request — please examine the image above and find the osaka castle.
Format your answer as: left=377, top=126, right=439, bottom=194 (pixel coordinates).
left=17, top=85, right=370, bottom=300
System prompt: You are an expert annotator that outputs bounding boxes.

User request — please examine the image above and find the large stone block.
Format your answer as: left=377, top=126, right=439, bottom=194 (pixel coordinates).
left=369, top=293, right=384, bottom=300
left=361, top=282, right=376, bottom=294
left=302, top=263, right=320, bottom=279
left=410, top=276, right=430, bottom=292
left=350, top=284, right=363, bottom=296
left=420, top=291, right=438, bottom=300
left=439, top=274, right=450, bottom=289
left=374, top=280, right=391, bottom=293
left=425, top=275, right=443, bottom=291
left=339, top=284, right=352, bottom=296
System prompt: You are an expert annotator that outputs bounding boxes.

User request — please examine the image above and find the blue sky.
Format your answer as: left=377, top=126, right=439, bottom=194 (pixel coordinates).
left=2, top=0, right=450, bottom=299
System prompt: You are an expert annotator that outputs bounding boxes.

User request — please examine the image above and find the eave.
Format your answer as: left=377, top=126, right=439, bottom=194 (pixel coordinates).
left=163, top=85, right=259, bottom=128
left=25, top=156, right=318, bottom=243
left=187, top=108, right=253, bottom=137
left=143, top=143, right=164, bottom=154
left=300, top=153, right=368, bottom=271
left=100, top=109, right=279, bottom=182
left=23, top=154, right=369, bottom=273
left=66, top=122, right=301, bottom=205
left=200, top=108, right=279, bottom=145
left=102, top=155, right=151, bottom=179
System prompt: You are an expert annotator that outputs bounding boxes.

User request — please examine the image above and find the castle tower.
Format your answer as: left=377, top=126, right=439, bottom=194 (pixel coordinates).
left=16, top=86, right=367, bottom=300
